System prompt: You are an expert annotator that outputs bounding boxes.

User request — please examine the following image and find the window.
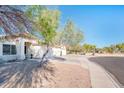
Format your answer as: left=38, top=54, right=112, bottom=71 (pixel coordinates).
left=3, top=45, right=11, bottom=55
left=3, top=44, right=16, bottom=55
left=11, top=45, right=16, bottom=54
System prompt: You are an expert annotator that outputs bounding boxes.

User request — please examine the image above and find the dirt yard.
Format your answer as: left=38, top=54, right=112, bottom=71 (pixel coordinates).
left=51, top=62, right=91, bottom=88
left=0, top=60, right=91, bottom=88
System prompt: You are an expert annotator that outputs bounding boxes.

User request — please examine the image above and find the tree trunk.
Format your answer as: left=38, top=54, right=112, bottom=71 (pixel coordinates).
left=40, top=44, right=49, bottom=67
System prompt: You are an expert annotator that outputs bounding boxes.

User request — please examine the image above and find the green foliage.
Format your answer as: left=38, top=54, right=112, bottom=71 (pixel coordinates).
left=53, top=19, right=84, bottom=54
left=26, top=6, right=60, bottom=45
left=25, top=5, right=46, bottom=21
left=64, top=20, right=84, bottom=46
left=103, top=47, right=113, bottom=53
left=53, top=31, right=62, bottom=45
left=82, top=44, right=96, bottom=53
left=68, top=44, right=83, bottom=54
left=116, top=43, right=124, bottom=52
left=101, top=43, right=124, bottom=53
left=59, top=19, right=84, bottom=47
left=38, top=9, right=60, bottom=45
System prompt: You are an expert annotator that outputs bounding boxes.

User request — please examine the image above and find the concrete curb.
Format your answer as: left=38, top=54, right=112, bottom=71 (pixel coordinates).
left=84, top=57, right=120, bottom=88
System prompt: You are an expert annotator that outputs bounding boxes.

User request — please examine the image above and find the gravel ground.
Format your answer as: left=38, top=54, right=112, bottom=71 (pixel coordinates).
left=0, top=58, right=91, bottom=88
left=51, top=61, right=91, bottom=88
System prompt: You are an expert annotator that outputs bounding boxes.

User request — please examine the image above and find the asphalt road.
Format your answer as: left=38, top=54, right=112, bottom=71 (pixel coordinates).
left=88, top=56, right=124, bottom=87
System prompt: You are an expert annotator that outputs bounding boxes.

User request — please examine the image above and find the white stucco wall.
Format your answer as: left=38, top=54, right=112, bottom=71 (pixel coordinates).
left=52, top=48, right=61, bottom=56
left=52, top=47, right=66, bottom=56
left=0, top=37, right=67, bottom=61
left=29, top=46, right=66, bottom=58
left=0, top=43, right=2, bottom=58
left=29, top=45, right=53, bottom=59
left=16, top=38, right=25, bottom=60
left=0, top=38, right=26, bottom=61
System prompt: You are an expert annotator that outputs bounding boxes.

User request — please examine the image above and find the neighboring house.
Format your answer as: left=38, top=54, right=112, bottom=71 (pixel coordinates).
left=0, top=33, right=66, bottom=61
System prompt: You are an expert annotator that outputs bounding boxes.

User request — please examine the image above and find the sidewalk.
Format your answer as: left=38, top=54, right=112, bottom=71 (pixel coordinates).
left=83, top=57, right=119, bottom=88
left=50, top=55, right=120, bottom=88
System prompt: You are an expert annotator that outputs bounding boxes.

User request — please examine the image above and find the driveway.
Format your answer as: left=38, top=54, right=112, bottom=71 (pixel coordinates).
left=88, top=56, right=124, bottom=87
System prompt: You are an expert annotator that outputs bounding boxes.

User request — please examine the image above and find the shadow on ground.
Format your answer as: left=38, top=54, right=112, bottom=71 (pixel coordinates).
left=0, top=60, right=56, bottom=88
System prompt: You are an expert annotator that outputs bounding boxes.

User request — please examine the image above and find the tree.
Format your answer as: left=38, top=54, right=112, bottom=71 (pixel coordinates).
left=82, top=44, right=96, bottom=55
left=116, top=43, right=124, bottom=53
left=82, top=44, right=90, bottom=54
left=68, top=44, right=83, bottom=54
left=91, top=45, right=96, bottom=55
left=26, top=6, right=60, bottom=66
left=95, top=48, right=103, bottom=53
left=103, top=47, right=113, bottom=53
left=102, top=43, right=124, bottom=54
left=61, top=20, right=84, bottom=47
left=25, top=5, right=46, bottom=21
left=54, top=20, right=84, bottom=54
left=38, top=10, right=60, bottom=65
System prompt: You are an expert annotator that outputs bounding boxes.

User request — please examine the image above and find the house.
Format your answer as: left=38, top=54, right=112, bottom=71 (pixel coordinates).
left=0, top=33, right=66, bottom=61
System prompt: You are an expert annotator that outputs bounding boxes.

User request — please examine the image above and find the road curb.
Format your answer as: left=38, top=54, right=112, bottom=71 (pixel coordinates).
left=103, top=69, right=120, bottom=88
left=84, top=57, right=119, bottom=88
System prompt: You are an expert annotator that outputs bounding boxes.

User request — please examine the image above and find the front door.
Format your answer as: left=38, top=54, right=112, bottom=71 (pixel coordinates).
left=24, top=45, right=28, bottom=59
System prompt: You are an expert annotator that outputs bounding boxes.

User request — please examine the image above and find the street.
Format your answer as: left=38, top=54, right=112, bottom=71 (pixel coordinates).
left=89, top=56, right=124, bottom=87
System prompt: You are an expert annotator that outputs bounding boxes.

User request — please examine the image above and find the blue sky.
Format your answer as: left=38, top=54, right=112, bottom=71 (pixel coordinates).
left=58, top=5, right=124, bottom=48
